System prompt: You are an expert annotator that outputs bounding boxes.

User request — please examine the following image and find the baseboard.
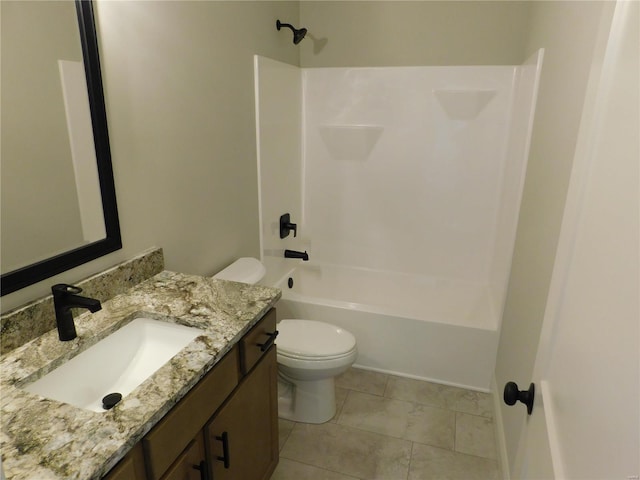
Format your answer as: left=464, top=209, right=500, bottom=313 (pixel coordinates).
left=491, top=374, right=511, bottom=480
left=352, top=363, right=491, bottom=393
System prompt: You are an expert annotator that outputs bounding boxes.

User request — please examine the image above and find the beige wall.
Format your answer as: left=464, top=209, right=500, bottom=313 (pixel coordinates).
left=96, top=1, right=300, bottom=276
left=494, top=1, right=612, bottom=473
left=300, top=1, right=531, bottom=67
left=1, top=1, right=300, bottom=312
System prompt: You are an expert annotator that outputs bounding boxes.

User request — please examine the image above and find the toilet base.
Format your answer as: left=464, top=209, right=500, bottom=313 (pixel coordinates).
left=277, top=374, right=336, bottom=424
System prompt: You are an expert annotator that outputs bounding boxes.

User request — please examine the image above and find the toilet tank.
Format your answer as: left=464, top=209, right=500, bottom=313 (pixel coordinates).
left=213, top=257, right=266, bottom=284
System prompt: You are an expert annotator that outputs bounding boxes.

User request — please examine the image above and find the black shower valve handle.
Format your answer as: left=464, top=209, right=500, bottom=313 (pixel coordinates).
left=280, top=213, right=297, bottom=238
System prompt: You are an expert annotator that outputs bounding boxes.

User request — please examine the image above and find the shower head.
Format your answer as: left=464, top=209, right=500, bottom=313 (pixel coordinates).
left=293, top=27, right=307, bottom=45
left=277, top=19, right=307, bottom=45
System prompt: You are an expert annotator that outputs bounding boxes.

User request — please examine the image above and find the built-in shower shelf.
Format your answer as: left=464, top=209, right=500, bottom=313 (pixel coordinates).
left=318, top=125, right=384, bottom=161
left=433, top=89, right=497, bottom=120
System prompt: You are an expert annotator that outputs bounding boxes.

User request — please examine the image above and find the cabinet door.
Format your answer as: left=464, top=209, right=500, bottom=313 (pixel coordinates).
left=161, top=433, right=208, bottom=480
left=205, top=346, right=278, bottom=480
left=143, top=347, right=239, bottom=480
left=102, top=443, right=146, bottom=480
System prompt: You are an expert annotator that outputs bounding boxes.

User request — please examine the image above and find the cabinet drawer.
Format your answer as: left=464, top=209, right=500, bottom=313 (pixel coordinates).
left=240, top=309, right=277, bottom=375
left=143, top=347, right=239, bottom=480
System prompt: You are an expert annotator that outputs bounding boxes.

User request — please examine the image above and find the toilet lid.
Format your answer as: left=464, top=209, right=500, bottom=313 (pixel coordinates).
left=276, top=319, right=356, bottom=359
left=213, top=257, right=265, bottom=284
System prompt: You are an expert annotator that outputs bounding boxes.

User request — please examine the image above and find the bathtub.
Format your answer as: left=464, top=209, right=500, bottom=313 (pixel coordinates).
left=273, top=263, right=499, bottom=391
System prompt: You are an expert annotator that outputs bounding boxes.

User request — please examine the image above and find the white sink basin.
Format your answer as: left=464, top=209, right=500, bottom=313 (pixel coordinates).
left=22, top=317, right=204, bottom=412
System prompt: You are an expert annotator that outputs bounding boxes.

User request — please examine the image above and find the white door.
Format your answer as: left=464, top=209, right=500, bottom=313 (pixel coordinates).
left=515, top=1, right=639, bottom=478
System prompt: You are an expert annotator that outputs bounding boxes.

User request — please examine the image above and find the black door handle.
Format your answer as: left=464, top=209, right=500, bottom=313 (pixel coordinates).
left=503, top=381, right=535, bottom=415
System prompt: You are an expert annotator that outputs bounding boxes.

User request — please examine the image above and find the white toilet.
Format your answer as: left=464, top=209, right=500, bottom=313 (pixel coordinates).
left=276, top=319, right=357, bottom=423
left=214, top=258, right=357, bottom=424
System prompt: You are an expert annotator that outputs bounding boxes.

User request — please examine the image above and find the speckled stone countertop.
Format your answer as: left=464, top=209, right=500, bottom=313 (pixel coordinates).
left=0, top=271, right=281, bottom=480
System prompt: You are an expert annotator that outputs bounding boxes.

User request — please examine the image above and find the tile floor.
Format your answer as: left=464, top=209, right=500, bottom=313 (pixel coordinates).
left=271, top=368, right=500, bottom=480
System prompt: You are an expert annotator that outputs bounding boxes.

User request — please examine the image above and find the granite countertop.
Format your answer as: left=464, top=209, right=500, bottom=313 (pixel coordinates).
left=0, top=271, right=281, bottom=480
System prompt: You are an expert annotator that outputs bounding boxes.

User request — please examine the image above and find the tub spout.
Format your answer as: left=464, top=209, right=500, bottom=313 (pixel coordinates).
left=284, top=249, right=309, bottom=261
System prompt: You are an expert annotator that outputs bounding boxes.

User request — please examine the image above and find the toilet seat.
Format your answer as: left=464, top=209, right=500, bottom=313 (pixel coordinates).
left=278, top=348, right=356, bottom=362
left=276, top=319, right=356, bottom=359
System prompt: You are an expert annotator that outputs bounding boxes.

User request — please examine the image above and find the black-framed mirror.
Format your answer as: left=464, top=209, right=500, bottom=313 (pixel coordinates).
left=1, top=0, right=121, bottom=296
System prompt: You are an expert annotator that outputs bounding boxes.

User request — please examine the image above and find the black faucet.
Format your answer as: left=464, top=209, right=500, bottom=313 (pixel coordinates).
left=52, top=284, right=102, bottom=341
left=284, top=249, right=309, bottom=261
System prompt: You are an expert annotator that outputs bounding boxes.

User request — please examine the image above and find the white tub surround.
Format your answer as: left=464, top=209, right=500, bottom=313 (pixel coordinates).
left=255, top=53, right=542, bottom=391
left=254, top=56, right=304, bottom=287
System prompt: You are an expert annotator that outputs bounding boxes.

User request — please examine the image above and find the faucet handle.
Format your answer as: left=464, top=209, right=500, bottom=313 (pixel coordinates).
left=52, top=284, right=83, bottom=296
left=279, top=213, right=298, bottom=238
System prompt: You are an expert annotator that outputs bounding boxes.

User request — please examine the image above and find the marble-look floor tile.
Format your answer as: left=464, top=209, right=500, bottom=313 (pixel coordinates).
left=280, top=422, right=412, bottom=479
left=386, top=376, right=494, bottom=418
left=405, top=403, right=455, bottom=450
left=271, top=458, right=360, bottom=480
left=408, top=443, right=499, bottom=480
left=455, top=413, right=497, bottom=459
left=336, top=368, right=389, bottom=396
left=338, top=391, right=413, bottom=438
left=454, top=390, right=493, bottom=418
left=278, top=418, right=295, bottom=451
left=338, top=391, right=455, bottom=450
left=384, top=376, right=460, bottom=409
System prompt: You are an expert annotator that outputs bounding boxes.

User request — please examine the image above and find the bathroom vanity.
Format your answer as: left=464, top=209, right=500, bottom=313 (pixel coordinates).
left=0, top=270, right=281, bottom=480
left=107, top=309, right=278, bottom=480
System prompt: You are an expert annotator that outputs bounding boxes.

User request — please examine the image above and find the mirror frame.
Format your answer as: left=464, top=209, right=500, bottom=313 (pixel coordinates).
left=1, top=0, right=121, bottom=296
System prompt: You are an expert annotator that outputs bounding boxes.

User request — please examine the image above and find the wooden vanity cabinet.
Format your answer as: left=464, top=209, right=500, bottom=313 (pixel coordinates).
left=143, top=346, right=240, bottom=479
left=159, top=433, right=207, bottom=480
left=204, top=308, right=279, bottom=480
left=103, top=309, right=278, bottom=480
left=103, top=444, right=146, bottom=480
left=205, top=347, right=278, bottom=480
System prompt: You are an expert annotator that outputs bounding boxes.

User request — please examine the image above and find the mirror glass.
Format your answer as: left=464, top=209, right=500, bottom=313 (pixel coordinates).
left=1, top=0, right=121, bottom=296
